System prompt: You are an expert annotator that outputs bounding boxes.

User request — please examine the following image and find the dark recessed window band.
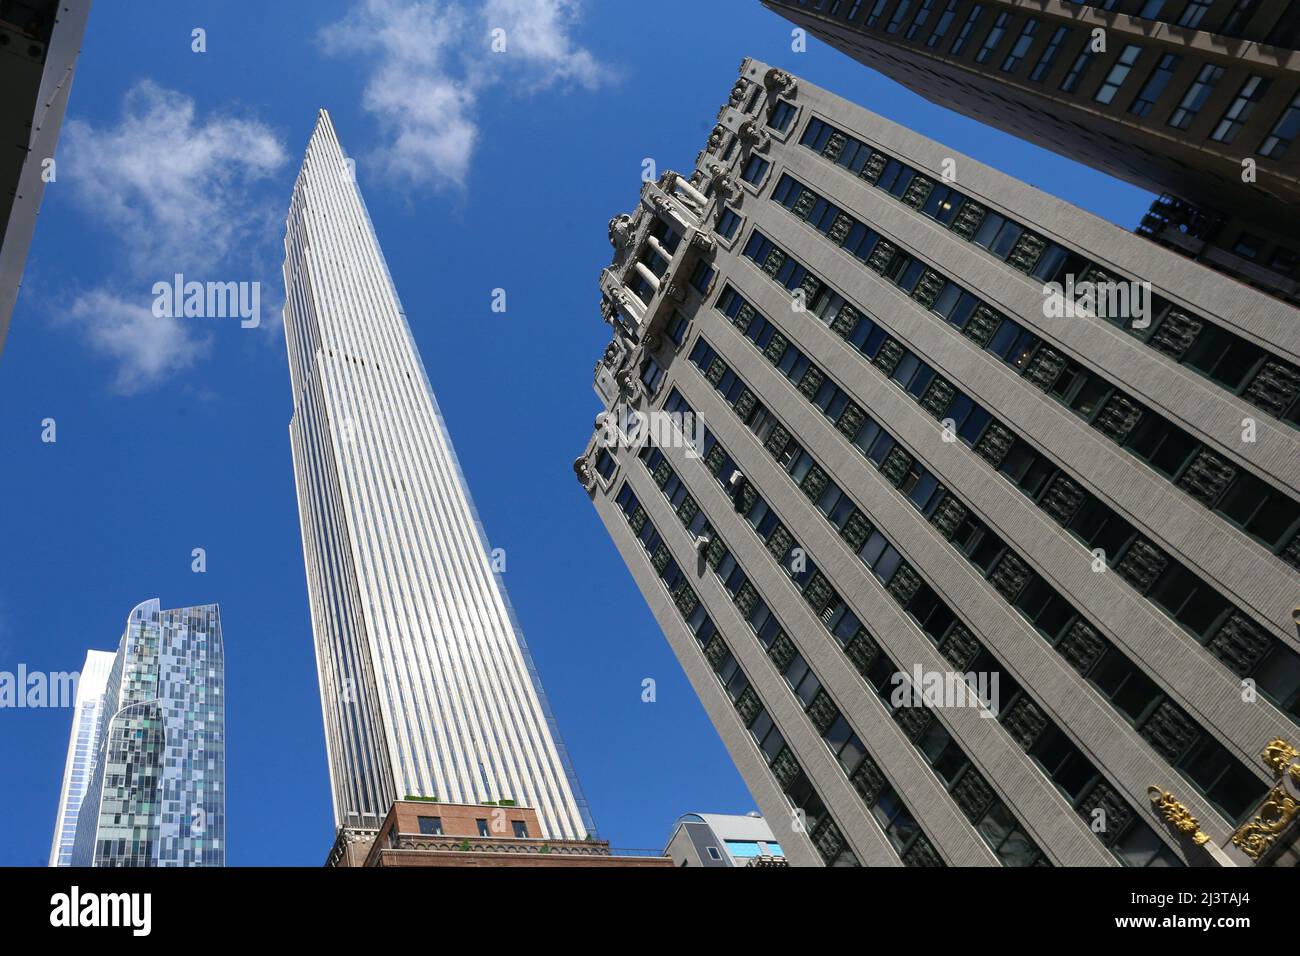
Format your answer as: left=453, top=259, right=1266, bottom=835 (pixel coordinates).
left=707, top=277, right=1300, bottom=726
left=655, top=377, right=1187, bottom=863
left=684, top=332, right=1270, bottom=825
left=796, top=116, right=1300, bottom=430
left=639, top=412, right=1050, bottom=866
left=614, top=479, right=930, bottom=866
left=740, top=210, right=1300, bottom=567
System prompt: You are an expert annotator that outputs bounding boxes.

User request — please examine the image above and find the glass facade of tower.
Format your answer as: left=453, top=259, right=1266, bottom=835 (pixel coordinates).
left=48, top=649, right=115, bottom=867
left=70, top=599, right=225, bottom=867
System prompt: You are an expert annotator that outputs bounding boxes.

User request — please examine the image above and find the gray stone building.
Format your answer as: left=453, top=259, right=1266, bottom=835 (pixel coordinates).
left=761, top=0, right=1300, bottom=305
left=574, top=58, right=1300, bottom=866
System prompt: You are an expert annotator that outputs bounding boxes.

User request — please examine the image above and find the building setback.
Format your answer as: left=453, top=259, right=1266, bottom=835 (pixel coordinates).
left=0, top=0, right=92, bottom=355
left=282, top=111, right=593, bottom=845
left=761, top=0, right=1300, bottom=306
left=70, top=599, right=225, bottom=867
left=575, top=58, right=1300, bottom=866
left=48, top=648, right=114, bottom=867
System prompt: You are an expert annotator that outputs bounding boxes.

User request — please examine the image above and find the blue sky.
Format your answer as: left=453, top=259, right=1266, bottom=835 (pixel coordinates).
left=0, top=0, right=1153, bottom=865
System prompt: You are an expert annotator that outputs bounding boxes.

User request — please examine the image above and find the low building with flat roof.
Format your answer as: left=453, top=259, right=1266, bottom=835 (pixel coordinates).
left=327, top=800, right=673, bottom=868
left=666, top=811, right=788, bottom=867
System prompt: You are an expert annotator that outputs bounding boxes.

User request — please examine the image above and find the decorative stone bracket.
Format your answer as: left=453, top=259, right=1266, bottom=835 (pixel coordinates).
left=728, top=78, right=749, bottom=108
left=704, top=161, right=739, bottom=204
left=707, top=124, right=729, bottom=156
left=763, top=67, right=796, bottom=99
left=608, top=212, right=634, bottom=250
left=737, top=118, right=770, bottom=151
left=614, top=365, right=643, bottom=406
left=601, top=281, right=646, bottom=331
left=573, top=455, right=596, bottom=490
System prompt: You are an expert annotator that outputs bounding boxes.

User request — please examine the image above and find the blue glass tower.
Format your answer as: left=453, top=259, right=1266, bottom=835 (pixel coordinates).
left=70, top=599, right=226, bottom=867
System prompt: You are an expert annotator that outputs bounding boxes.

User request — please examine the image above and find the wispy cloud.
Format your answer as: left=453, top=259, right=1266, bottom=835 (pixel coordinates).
left=62, top=290, right=210, bottom=395
left=57, top=81, right=287, bottom=391
left=319, top=0, right=610, bottom=189
left=63, top=81, right=286, bottom=274
left=482, top=0, right=606, bottom=87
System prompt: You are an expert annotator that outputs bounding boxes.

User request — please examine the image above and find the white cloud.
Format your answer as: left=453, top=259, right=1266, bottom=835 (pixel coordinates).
left=57, top=82, right=286, bottom=390
left=62, top=80, right=287, bottom=275
left=63, top=290, right=210, bottom=395
left=482, top=0, right=606, bottom=87
left=320, top=0, right=609, bottom=189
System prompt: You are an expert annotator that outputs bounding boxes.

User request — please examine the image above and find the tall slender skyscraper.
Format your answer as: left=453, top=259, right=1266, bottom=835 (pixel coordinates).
left=71, top=599, right=225, bottom=867
left=48, top=648, right=114, bottom=867
left=282, top=111, right=592, bottom=842
left=576, top=59, right=1300, bottom=866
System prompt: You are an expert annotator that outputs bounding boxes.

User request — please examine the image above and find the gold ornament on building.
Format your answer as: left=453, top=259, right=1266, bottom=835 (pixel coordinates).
left=1229, top=738, right=1300, bottom=861
left=1146, top=788, right=1211, bottom=845
left=1261, top=738, right=1300, bottom=779
left=1230, top=783, right=1299, bottom=861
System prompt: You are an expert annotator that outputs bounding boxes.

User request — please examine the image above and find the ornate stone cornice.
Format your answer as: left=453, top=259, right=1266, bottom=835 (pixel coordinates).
left=392, top=834, right=614, bottom=857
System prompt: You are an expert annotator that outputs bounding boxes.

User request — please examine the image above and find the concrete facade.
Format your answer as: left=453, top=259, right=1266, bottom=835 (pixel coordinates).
left=576, top=59, right=1300, bottom=866
left=761, top=0, right=1300, bottom=304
